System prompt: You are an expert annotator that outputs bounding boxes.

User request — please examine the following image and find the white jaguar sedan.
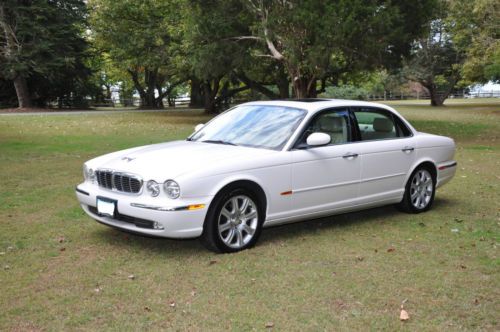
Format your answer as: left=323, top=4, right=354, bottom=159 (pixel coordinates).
left=76, top=99, right=457, bottom=252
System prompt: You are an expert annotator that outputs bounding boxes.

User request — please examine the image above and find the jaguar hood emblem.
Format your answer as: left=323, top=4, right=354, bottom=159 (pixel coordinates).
left=121, top=156, right=136, bottom=162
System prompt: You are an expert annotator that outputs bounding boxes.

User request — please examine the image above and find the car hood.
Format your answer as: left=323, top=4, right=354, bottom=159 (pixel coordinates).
left=87, top=140, right=276, bottom=181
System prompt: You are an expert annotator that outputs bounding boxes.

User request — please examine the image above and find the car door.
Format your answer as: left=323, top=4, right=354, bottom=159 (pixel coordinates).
left=352, top=107, right=416, bottom=204
left=288, top=108, right=361, bottom=219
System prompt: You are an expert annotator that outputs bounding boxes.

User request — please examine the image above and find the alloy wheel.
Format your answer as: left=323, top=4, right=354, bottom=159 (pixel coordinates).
left=217, top=195, right=259, bottom=249
left=410, top=169, right=433, bottom=209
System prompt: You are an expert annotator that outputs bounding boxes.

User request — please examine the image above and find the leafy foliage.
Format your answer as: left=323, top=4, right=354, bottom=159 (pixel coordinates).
left=89, top=0, right=185, bottom=108
left=0, top=0, right=91, bottom=107
left=449, top=0, right=500, bottom=84
left=244, top=0, right=437, bottom=98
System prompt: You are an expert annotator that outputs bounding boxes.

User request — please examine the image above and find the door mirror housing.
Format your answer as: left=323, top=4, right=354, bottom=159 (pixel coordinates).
left=306, top=132, right=331, bottom=147
left=194, top=123, right=205, bottom=132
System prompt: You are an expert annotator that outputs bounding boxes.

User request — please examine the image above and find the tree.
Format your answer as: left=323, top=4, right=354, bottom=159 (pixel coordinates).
left=243, top=0, right=436, bottom=98
left=184, top=0, right=252, bottom=113
left=0, top=0, right=90, bottom=108
left=89, top=0, right=185, bottom=109
left=404, top=1, right=465, bottom=106
left=449, top=0, right=499, bottom=84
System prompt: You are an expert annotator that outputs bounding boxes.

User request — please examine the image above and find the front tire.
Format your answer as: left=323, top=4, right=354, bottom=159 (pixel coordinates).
left=201, top=188, right=263, bottom=253
left=398, top=166, right=436, bottom=213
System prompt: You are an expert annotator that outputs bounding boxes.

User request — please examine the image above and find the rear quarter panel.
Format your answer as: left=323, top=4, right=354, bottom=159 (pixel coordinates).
left=408, top=133, right=456, bottom=186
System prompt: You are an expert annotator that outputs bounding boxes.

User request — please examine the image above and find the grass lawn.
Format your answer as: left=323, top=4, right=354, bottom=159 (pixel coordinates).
left=0, top=99, right=498, bottom=330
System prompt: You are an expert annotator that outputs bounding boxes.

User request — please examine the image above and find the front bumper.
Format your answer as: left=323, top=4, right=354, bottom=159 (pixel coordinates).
left=75, top=182, right=213, bottom=238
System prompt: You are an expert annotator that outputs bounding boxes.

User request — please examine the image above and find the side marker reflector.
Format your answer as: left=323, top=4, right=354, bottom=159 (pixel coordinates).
left=280, top=191, right=293, bottom=196
left=187, top=204, right=205, bottom=210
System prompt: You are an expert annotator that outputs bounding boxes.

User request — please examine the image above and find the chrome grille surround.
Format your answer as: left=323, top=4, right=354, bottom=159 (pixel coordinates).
left=95, top=169, right=143, bottom=194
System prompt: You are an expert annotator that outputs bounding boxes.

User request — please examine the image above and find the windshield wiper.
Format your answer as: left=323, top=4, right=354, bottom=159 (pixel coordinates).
left=201, top=139, right=237, bottom=146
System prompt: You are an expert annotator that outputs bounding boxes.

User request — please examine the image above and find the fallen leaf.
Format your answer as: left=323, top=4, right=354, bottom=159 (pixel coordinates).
left=169, top=301, right=176, bottom=308
left=387, top=248, right=396, bottom=253
left=128, top=274, right=135, bottom=280
left=400, top=309, right=410, bottom=321
left=474, top=299, right=479, bottom=305
left=460, top=265, right=467, bottom=269
left=144, top=306, right=151, bottom=312
left=265, top=322, right=274, bottom=328
left=57, top=236, right=65, bottom=243
left=356, top=256, right=364, bottom=261
left=209, top=260, right=218, bottom=265
left=454, top=218, right=463, bottom=223
left=59, top=247, right=66, bottom=252
left=190, top=289, right=196, bottom=296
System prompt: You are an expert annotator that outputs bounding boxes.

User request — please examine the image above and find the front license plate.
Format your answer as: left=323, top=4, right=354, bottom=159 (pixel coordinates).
left=96, top=197, right=116, bottom=217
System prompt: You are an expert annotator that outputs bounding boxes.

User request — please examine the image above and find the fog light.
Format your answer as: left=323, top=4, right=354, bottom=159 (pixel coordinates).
left=153, top=221, right=164, bottom=230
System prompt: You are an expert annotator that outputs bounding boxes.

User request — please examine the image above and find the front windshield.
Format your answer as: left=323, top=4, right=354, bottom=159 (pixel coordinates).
left=189, top=105, right=307, bottom=150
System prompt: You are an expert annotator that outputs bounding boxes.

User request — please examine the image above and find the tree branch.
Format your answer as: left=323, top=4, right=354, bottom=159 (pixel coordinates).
left=263, top=26, right=284, bottom=61
left=236, top=72, right=280, bottom=99
left=228, top=36, right=263, bottom=42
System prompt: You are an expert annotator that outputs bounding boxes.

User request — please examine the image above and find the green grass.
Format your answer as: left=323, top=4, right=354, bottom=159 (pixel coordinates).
left=0, top=100, right=499, bottom=330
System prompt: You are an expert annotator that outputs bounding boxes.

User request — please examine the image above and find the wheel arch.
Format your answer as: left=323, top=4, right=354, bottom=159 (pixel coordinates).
left=208, top=177, right=268, bottom=220
left=406, top=159, right=438, bottom=185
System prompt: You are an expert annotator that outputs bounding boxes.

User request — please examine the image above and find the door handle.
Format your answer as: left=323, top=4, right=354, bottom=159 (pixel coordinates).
left=402, top=146, right=415, bottom=152
left=342, top=153, right=359, bottom=159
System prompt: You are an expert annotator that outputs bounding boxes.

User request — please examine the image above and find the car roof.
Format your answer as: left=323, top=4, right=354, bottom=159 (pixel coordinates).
left=242, top=98, right=396, bottom=114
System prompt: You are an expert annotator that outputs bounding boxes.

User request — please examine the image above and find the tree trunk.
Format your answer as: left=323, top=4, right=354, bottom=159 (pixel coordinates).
left=277, top=77, right=289, bottom=99
left=428, top=84, right=445, bottom=106
left=292, top=77, right=312, bottom=99
left=13, top=76, right=32, bottom=108
left=189, top=78, right=204, bottom=108
left=203, top=79, right=219, bottom=114
left=168, top=96, right=175, bottom=107
left=277, top=65, right=289, bottom=99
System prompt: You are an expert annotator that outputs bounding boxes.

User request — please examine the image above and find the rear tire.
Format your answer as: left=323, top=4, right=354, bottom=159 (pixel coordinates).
left=201, top=187, right=264, bottom=253
left=397, top=166, right=436, bottom=213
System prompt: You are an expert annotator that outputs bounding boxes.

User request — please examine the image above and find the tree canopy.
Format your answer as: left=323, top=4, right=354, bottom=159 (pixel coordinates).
left=0, top=0, right=90, bottom=108
left=0, top=0, right=498, bottom=109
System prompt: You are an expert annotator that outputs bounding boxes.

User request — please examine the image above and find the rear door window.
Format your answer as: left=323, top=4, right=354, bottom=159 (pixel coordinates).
left=353, top=108, right=410, bottom=141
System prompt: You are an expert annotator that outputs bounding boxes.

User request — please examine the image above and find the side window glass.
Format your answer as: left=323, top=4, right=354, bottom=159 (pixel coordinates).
left=301, top=109, right=351, bottom=145
left=354, top=109, right=397, bottom=141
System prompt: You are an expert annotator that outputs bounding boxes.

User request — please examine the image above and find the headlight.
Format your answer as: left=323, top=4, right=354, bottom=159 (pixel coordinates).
left=83, top=164, right=95, bottom=183
left=164, top=180, right=180, bottom=199
left=146, top=180, right=160, bottom=197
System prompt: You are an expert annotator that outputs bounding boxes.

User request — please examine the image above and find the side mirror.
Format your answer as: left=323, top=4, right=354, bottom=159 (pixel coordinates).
left=306, top=132, right=331, bottom=146
left=194, top=123, right=205, bottom=132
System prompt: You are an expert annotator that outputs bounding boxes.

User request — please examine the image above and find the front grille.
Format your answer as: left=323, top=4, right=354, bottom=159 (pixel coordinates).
left=95, top=170, right=142, bottom=194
